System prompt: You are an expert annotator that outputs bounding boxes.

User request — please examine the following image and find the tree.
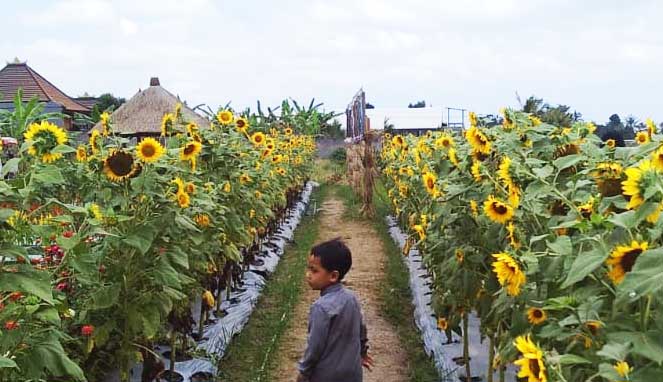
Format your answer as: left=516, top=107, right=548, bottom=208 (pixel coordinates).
left=408, top=100, right=426, bottom=108
left=383, top=117, right=395, bottom=134
left=91, top=93, right=126, bottom=122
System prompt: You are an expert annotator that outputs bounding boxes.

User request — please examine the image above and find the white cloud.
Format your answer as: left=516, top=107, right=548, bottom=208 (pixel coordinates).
left=4, top=0, right=663, bottom=122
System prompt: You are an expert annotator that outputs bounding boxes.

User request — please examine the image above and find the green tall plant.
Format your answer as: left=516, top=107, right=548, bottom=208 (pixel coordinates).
left=0, top=89, right=62, bottom=139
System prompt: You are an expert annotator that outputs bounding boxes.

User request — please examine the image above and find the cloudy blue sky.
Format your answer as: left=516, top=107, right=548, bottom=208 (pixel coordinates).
left=3, top=0, right=662, bottom=123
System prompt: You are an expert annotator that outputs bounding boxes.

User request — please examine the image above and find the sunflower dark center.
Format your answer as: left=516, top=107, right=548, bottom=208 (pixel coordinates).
left=494, top=203, right=508, bottom=214
left=529, top=359, right=541, bottom=376
left=141, top=144, right=156, bottom=157
left=108, top=152, right=134, bottom=176
left=184, top=144, right=196, bottom=155
left=255, top=135, right=263, bottom=142
left=237, top=120, right=245, bottom=128
left=427, top=179, right=435, bottom=189
left=532, top=309, right=543, bottom=318
left=621, top=249, right=642, bottom=272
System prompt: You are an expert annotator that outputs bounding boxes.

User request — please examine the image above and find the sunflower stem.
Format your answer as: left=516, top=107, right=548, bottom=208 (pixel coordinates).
left=169, top=331, right=177, bottom=374
left=641, top=295, right=652, bottom=331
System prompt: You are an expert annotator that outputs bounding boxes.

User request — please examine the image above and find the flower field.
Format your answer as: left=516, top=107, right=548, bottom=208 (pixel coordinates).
left=0, top=103, right=316, bottom=381
left=381, top=110, right=663, bottom=382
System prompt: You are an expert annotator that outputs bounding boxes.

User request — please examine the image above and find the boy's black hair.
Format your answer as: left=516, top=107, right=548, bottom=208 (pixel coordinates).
left=310, top=238, right=352, bottom=280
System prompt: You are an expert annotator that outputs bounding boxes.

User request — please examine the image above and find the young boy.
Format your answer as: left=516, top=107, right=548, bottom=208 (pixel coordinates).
left=297, top=238, right=374, bottom=382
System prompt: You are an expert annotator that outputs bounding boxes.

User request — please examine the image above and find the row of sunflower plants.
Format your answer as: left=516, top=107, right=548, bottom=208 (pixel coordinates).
left=380, top=110, right=663, bottom=382
left=0, top=102, right=316, bottom=381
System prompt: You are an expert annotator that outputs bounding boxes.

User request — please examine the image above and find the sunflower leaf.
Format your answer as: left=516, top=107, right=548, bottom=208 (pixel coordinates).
left=561, top=247, right=608, bottom=289
left=554, top=154, right=583, bottom=170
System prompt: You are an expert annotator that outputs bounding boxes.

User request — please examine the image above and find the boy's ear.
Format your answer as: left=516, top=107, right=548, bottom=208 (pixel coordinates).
left=330, top=270, right=340, bottom=282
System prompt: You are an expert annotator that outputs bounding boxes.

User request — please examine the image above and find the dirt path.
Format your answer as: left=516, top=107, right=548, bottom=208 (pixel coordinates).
left=273, top=197, right=409, bottom=382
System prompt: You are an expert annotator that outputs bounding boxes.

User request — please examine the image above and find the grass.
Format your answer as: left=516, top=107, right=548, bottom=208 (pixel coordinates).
left=217, top=185, right=328, bottom=382
left=334, top=183, right=441, bottom=382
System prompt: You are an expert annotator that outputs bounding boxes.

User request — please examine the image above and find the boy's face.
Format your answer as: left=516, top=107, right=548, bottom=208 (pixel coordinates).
left=306, top=254, right=339, bottom=290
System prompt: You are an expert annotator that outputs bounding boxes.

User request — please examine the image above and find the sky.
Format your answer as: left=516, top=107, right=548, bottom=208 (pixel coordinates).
left=2, top=0, right=662, bottom=124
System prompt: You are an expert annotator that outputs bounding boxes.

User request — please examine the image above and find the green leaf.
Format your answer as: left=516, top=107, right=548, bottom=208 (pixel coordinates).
left=554, top=154, right=582, bottom=170
left=561, top=247, right=609, bottom=289
left=34, top=307, right=62, bottom=326
left=122, top=224, right=157, bottom=255
left=555, top=354, right=592, bottom=365
left=616, top=248, right=663, bottom=305
left=50, top=144, right=76, bottom=154
left=30, top=166, right=65, bottom=185
left=597, top=341, right=630, bottom=361
left=608, top=210, right=636, bottom=229
left=0, top=270, right=54, bottom=304
left=608, top=331, right=663, bottom=364
left=90, top=285, right=120, bottom=309
left=1, top=158, right=20, bottom=177
left=27, top=336, right=86, bottom=381
left=532, top=166, right=554, bottom=179
left=0, top=356, right=18, bottom=369
left=546, top=236, right=572, bottom=256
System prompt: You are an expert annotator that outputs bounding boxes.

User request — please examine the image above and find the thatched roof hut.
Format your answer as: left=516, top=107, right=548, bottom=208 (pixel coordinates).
left=91, top=77, right=209, bottom=137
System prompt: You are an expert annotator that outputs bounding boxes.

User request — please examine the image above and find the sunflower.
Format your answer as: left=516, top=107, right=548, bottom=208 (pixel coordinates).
left=466, top=126, right=491, bottom=154
left=650, top=146, right=663, bottom=171
left=434, top=134, right=454, bottom=149
left=635, top=131, right=649, bottom=145
left=89, top=203, right=103, bottom=220
left=103, top=150, right=138, bottom=182
left=413, top=224, right=426, bottom=241
left=448, top=148, right=459, bottom=166
left=136, top=138, right=165, bottom=163
left=471, top=160, right=482, bottom=182
left=240, top=173, right=251, bottom=184
left=100, top=111, right=111, bottom=136
left=277, top=167, right=287, bottom=176
left=529, top=115, right=542, bottom=126
left=614, top=361, right=631, bottom=379
left=161, top=113, right=175, bottom=136
left=605, top=139, right=616, bottom=148
left=24, top=120, right=68, bottom=163
left=513, top=335, right=547, bottom=382
left=484, top=195, right=514, bottom=224
left=527, top=308, right=547, bottom=325
left=437, top=317, right=448, bottom=331
left=255, top=190, right=262, bottom=198
left=492, top=252, right=526, bottom=296
left=284, top=127, right=293, bottom=136
left=89, top=130, right=101, bottom=155
left=175, top=190, right=190, bottom=208
left=606, top=240, right=648, bottom=285
left=392, top=135, right=404, bottom=148
left=646, top=118, right=657, bottom=137
left=185, top=182, right=196, bottom=194
left=622, top=160, right=659, bottom=210
left=223, top=181, right=231, bottom=193
left=251, top=132, right=266, bottom=146
left=186, top=122, right=198, bottom=136
left=76, top=145, right=88, bottom=162
left=469, top=200, right=479, bottom=217
left=422, top=171, right=437, bottom=195
left=469, top=111, right=478, bottom=127
left=585, top=320, right=602, bottom=336
left=455, top=249, right=464, bottom=263
left=498, top=156, right=514, bottom=187
left=180, top=140, right=202, bottom=161
left=235, top=116, right=249, bottom=132
left=577, top=197, right=594, bottom=219
left=172, top=177, right=186, bottom=193
left=217, top=110, right=234, bottom=125
left=194, top=214, right=210, bottom=227
left=508, top=184, right=521, bottom=208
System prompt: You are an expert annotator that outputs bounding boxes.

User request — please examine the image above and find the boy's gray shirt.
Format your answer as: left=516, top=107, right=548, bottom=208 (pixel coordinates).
left=298, top=283, right=368, bottom=382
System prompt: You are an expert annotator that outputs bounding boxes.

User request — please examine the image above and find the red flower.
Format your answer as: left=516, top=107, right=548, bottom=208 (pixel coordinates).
left=55, top=282, right=68, bottom=291
left=81, top=325, right=94, bottom=336
left=4, top=320, right=19, bottom=330
left=9, top=291, right=23, bottom=302
left=62, top=231, right=74, bottom=238
left=98, top=264, right=106, bottom=274
left=30, top=257, right=41, bottom=265
left=0, top=302, right=5, bottom=311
